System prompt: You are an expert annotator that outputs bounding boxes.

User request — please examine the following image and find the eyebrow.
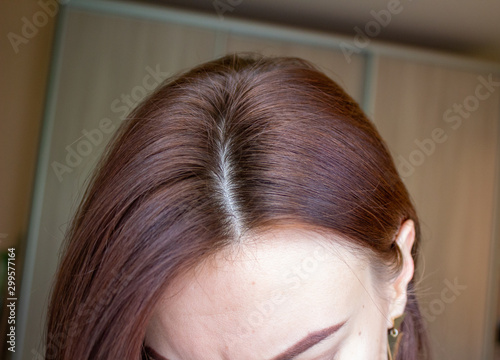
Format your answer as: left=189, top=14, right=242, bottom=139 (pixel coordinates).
left=269, top=320, right=348, bottom=360
left=144, top=320, right=347, bottom=360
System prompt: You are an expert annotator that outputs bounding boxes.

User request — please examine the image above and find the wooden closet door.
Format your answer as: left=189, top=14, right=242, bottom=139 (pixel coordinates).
left=373, top=56, right=500, bottom=360
left=18, top=9, right=217, bottom=359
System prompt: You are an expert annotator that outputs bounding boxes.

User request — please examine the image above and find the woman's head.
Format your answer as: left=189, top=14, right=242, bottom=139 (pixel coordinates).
left=47, top=54, right=429, bottom=359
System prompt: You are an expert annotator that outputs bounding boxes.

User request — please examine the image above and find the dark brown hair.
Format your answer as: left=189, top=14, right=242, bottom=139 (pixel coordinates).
left=46, top=53, right=430, bottom=359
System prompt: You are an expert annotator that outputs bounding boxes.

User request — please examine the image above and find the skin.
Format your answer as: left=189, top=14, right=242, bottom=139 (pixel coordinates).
left=145, top=220, right=415, bottom=360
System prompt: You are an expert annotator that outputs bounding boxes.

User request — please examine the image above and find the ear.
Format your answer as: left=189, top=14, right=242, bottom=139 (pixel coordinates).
left=386, top=219, right=415, bottom=328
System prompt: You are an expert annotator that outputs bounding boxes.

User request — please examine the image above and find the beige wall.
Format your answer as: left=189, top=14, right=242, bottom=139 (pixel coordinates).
left=0, top=0, right=56, bottom=250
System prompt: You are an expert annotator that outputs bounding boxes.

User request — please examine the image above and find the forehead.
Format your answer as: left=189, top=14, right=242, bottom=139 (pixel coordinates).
left=146, top=228, right=375, bottom=360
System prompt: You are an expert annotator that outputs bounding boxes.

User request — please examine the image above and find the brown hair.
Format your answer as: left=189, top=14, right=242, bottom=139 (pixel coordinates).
left=46, top=53, right=430, bottom=359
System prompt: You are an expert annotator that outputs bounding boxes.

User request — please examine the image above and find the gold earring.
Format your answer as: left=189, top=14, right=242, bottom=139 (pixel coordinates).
left=387, top=313, right=405, bottom=360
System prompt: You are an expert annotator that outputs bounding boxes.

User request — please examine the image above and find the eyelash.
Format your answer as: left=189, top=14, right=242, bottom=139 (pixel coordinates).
left=142, top=345, right=166, bottom=360
left=141, top=345, right=339, bottom=360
